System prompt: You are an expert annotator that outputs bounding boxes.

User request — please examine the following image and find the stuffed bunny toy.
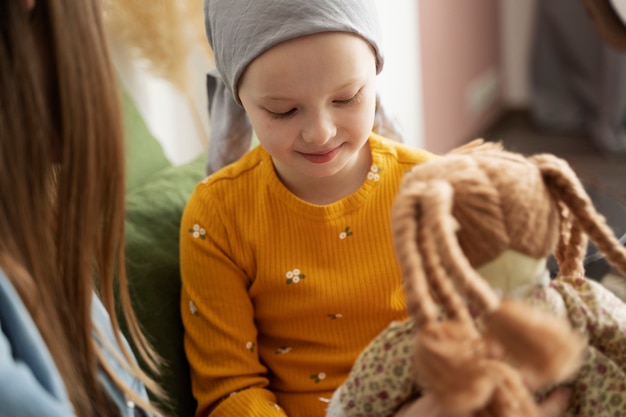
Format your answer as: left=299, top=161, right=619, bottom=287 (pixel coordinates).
left=327, top=142, right=626, bottom=417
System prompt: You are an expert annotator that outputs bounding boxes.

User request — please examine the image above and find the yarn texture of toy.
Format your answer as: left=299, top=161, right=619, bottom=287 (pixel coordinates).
left=327, top=142, right=626, bottom=417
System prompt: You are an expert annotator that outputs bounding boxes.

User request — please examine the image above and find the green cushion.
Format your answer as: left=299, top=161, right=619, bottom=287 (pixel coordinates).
left=120, top=84, right=172, bottom=191
left=121, top=156, right=205, bottom=417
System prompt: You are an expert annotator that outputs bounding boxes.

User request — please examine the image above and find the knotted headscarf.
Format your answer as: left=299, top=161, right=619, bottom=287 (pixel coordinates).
left=204, top=0, right=402, bottom=175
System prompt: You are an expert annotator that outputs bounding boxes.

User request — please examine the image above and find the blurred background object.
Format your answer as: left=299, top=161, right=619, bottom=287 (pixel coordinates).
left=103, top=0, right=214, bottom=166
left=583, top=0, right=626, bottom=50
left=530, top=0, right=626, bottom=155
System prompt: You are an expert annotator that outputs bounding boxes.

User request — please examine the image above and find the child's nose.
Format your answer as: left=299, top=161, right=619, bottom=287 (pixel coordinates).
left=301, top=111, right=337, bottom=144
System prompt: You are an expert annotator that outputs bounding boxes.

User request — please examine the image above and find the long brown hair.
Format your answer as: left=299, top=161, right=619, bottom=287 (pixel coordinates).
left=0, top=2, right=162, bottom=416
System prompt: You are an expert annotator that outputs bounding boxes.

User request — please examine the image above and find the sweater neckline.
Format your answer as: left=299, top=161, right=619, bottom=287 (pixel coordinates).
left=262, top=137, right=385, bottom=220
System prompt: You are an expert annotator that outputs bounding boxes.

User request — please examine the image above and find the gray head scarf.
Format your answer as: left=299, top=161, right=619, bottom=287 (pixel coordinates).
left=204, top=0, right=402, bottom=175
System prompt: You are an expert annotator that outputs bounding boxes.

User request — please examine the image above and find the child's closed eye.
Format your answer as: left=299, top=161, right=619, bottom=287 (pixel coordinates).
left=333, top=89, right=362, bottom=106
left=268, top=108, right=297, bottom=120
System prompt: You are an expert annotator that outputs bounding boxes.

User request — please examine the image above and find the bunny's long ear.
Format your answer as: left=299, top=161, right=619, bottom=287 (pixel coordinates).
left=393, top=178, right=499, bottom=412
left=393, top=174, right=505, bottom=330
left=395, top=158, right=583, bottom=396
left=392, top=178, right=455, bottom=328
left=552, top=201, right=587, bottom=278
left=531, top=153, right=626, bottom=278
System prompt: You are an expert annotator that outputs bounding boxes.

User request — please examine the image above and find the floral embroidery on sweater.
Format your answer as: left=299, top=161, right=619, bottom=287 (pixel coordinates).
left=188, top=300, right=199, bottom=316
left=275, top=347, right=292, bottom=355
left=310, top=372, right=326, bottom=384
left=189, top=223, right=206, bottom=239
left=269, top=402, right=281, bottom=411
left=340, top=227, right=353, bottom=239
left=367, top=165, right=381, bottom=182
left=285, top=269, right=305, bottom=284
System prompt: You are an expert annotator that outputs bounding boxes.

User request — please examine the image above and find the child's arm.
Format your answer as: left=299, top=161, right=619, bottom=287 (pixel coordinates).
left=180, top=188, right=285, bottom=417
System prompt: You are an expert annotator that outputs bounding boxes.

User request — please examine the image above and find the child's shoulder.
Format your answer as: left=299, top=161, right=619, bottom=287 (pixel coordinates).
left=201, top=146, right=268, bottom=187
left=369, top=132, right=436, bottom=168
left=189, top=146, right=269, bottom=205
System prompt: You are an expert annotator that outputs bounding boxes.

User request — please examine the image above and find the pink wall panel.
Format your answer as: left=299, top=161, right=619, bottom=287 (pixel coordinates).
left=419, top=0, right=503, bottom=153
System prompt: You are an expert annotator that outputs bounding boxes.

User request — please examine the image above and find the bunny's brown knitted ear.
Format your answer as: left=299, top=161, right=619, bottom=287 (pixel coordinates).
left=393, top=178, right=501, bottom=413
left=531, top=153, right=626, bottom=278
left=393, top=148, right=586, bottom=415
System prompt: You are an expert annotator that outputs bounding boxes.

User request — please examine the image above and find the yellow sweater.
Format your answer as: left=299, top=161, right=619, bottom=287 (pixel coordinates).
left=180, top=133, right=434, bottom=417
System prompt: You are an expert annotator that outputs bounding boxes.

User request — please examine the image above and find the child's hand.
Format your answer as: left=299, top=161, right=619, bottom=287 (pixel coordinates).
left=394, top=387, right=571, bottom=417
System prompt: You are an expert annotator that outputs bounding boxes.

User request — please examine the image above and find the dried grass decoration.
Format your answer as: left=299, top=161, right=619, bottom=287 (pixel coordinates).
left=104, top=0, right=213, bottom=147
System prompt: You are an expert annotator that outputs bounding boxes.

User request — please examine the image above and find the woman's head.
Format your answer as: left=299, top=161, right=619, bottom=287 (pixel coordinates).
left=0, top=1, right=161, bottom=415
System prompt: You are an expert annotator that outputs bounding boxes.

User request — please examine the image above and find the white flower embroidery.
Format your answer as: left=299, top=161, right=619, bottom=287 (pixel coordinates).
left=286, top=269, right=305, bottom=284
left=310, top=372, right=326, bottom=383
left=189, top=224, right=206, bottom=239
left=275, top=346, right=292, bottom=355
left=189, top=300, right=199, bottom=316
left=367, top=164, right=381, bottom=181
left=246, top=341, right=255, bottom=352
left=339, top=227, right=353, bottom=240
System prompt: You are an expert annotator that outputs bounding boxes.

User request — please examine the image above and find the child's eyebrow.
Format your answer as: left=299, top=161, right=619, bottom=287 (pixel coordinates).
left=261, top=96, right=295, bottom=102
left=260, top=79, right=364, bottom=102
left=330, top=79, right=363, bottom=93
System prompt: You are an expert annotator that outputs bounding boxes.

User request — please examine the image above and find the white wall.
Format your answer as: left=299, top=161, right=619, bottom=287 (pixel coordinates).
left=375, top=1, right=424, bottom=148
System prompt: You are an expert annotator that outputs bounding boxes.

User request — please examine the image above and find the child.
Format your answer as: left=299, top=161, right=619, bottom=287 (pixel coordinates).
left=0, top=1, right=162, bottom=416
left=178, top=1, right=436, bottom=416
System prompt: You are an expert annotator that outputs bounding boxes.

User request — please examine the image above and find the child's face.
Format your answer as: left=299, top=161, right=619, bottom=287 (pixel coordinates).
left=239, top=32, right=377, bottom=187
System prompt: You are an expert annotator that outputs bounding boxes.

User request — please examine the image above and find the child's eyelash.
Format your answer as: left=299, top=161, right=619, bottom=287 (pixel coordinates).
left=269, top=108, right=297, bottom=120
left=267, top=89, right=363, bottom=120
left=334, top=90, right=362, bottom=105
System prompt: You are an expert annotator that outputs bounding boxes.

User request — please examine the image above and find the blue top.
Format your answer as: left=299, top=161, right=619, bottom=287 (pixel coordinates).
left=0, top=269, right=152, bottom=417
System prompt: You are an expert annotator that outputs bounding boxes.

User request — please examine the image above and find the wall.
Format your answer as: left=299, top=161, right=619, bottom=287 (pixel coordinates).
left=419, top=0, right=503, bottom=153
left=375, top=1, right=424, bottom=148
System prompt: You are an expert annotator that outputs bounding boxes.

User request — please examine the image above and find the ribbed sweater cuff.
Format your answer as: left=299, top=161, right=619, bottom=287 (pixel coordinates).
left=209, top=388, right=287, bottom=417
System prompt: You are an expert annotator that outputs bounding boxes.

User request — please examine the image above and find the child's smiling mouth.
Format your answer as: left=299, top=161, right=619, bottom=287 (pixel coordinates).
left=298, top=144, right=343, bottom=164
